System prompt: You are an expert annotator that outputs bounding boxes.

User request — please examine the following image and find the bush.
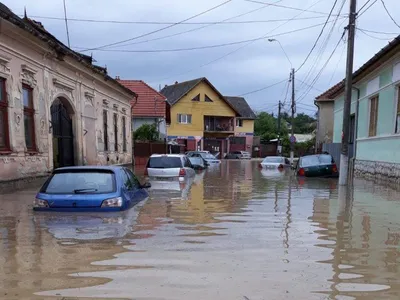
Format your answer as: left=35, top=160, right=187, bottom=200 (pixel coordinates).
left=133, top=123, right=159, bottom=142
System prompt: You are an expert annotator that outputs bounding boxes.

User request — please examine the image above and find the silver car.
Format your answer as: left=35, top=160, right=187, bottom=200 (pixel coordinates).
left=260, top=156, right=290, bottom=169
left=225, top=151, right=252, bottom=159
left=145, top=154, right=195, bottom=180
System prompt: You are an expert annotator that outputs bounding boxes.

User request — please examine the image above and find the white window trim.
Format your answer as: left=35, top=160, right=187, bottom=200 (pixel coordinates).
left=236, top=119, right=243, bottom=127
left=178, top=114, right=192, bottom=124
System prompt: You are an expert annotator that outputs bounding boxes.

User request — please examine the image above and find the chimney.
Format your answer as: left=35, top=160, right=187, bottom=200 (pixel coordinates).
left=175, top=81, right=178, bottom=84
left=115, top=75, right=120, bottom=80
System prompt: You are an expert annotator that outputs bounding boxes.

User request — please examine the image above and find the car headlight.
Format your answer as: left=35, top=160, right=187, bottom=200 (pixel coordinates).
left=34, top=198, right=49, bottom=208
left=101, top=197, right=123, bottom=208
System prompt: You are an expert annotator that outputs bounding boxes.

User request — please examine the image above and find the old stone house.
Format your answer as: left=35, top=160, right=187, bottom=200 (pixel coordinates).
left=0, top=4, right=135, bottom=183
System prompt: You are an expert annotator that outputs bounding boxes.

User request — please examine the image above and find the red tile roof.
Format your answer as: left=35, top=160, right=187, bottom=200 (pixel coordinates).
left=118, top=80, right=167, bottom=117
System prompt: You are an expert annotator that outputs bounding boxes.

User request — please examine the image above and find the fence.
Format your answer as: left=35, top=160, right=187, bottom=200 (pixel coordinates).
left=322, top=142, right=355, bottom=169
left=134, top=141, right=167, bottom=165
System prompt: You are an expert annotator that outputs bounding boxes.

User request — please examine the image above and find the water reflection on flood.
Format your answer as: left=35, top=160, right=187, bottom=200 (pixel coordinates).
left=0, top=161, right=399, bottom=299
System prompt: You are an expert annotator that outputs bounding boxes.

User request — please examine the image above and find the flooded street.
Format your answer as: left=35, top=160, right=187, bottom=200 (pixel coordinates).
left=1, top=160, right=400, bottom=299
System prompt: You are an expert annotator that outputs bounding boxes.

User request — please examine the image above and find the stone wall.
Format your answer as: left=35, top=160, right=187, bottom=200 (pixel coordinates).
left=0, top=17, right=133, bottom=183
left=354, top=159, right=400, bottom=184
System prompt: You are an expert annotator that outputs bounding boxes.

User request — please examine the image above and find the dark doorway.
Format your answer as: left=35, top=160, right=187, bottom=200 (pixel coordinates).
left=51, top=99, right=75, bottom=168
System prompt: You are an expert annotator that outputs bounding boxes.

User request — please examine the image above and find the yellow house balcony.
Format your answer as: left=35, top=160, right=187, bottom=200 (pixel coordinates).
left=204, top=116, right=234, bottom=133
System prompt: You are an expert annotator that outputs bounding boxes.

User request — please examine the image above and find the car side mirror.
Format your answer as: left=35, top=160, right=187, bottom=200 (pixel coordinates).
left=141, top=182, right=151, bottom=189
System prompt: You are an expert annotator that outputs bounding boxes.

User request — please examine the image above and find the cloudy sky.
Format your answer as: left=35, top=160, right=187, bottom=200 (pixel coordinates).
left=3, top=0, right=400, bottom=115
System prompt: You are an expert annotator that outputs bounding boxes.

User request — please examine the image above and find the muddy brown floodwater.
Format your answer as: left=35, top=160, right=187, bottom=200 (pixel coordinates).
left=1, top=161, right=400, bottom=300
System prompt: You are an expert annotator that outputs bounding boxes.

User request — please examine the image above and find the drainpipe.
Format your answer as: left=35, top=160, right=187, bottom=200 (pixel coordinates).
left=314, top=100, right=320, bottom=153
left=352, top=86, right=360, bottom=175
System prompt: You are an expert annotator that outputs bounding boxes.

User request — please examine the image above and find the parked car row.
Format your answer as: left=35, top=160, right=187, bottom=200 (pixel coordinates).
left=259, top=154, right=339, bottom=178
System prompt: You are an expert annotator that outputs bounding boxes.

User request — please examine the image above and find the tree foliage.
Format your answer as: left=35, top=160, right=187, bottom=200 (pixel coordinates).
left=133, top=123, right=159, bottom=142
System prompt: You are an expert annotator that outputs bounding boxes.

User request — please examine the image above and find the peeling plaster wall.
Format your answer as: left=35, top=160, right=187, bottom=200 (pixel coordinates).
left=0, top=20, right=132, bottom=182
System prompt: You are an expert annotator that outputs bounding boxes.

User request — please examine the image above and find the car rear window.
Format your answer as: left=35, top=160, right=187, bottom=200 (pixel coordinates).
left=42, top=170, right=116, bottom=194
left=201, top=153, right=216, bottom=159
left=147, top=156, right=182, bottom=168
left=189, top=157, right=204, bottom=166
left=263, top=157, right=283, bottom=163
left=301, top=155, right=333, bottom=167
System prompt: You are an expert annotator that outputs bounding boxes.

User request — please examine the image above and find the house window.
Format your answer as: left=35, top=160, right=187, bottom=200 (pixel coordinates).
left=23, top=85, right=36, bottom=152
left=205, top=94, right=213, bottom=102
left=0, top=78, right=10, bottom=152
left=103, top=110, right=108, bottom=151
left=177, top=114, right=192, bottom=124
left=236, top=119, right=243, bottom=127
left=396, top=87, right=400, bottom=134
left=191, top=94, right=200, bottom=102
left=122, top=116, right=127, bottom=152
left=113, top=113, right=118, bottom=152
left=368, top=95, right=379, bottom=137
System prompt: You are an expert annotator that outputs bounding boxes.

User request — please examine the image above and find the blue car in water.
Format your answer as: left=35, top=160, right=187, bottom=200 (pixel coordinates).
left=33, top=166, right=151, bottom=212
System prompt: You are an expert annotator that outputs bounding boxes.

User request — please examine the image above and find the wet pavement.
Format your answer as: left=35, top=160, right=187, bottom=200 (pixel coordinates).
left=1, top=160, right=400, bottom=299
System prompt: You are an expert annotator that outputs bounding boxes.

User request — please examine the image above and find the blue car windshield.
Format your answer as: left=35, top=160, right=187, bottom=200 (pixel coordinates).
left=201, top=153, right=216, bottom=159
left=43, top=171, right=116, bottom=194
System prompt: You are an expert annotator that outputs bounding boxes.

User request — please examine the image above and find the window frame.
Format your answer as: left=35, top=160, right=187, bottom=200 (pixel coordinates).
left=236, top=118, right=243, bottom=127
left=395, top=86, right=400, bottom=134
left=122, top=116, right=127, bottom=152
left=0, top=78, right=10, bottom=152
left=368, top=95, right=379, bottom=137
left=177, top=113, right=192, bottom=124
left=22, top=84, right=37, bottom=152
left=205, top=94, right=213, bottom=102
left=113, top=113, right=118, bottom=152
left=103, top=109, right=108, bottom=151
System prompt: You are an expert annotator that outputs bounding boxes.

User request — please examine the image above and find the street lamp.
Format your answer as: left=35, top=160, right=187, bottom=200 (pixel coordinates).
left=268, top=38, right=293, bottom=69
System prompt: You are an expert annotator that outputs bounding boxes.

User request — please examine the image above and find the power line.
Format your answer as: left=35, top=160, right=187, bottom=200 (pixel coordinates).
left=328, top=40, right=346, bottom=86
left=244, top=0, right=345, bottom=16
left=357, top=0, right=373, bottom=14
left=357, top=28, right=399, bottom=35
left=149, top=0, right=327, bottom=84
left=19, top=14, right=328, bottom=25
left=79, top=0, right=233, bottom=52
left=239, top=79, right=288, bottom=96
left=63, top=0, right=71, bottom=47
left=380, top=0, right=400, bottom=29
left=296, top=0, right=339, bottom=72
left=297, top=102, right=316, bottom=108
left=98, top=0, right=284, bottom=49
left=357, top=0, right=378, bottom=18
left=77, top=21, right=337, bottom=53
left=357, top=28, right=396, bottom=40
left=296, top=78, right=324, bottom=92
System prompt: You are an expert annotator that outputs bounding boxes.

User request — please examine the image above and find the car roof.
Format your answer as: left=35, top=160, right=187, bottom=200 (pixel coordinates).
left=150, top=154, right=185, bottom=158
left=54, top=165, right=124, bottom=172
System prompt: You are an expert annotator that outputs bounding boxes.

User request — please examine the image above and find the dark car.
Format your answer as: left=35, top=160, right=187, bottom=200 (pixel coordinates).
left=188, top=157, right=207, bottom=170
left=296, top=154, right=339, bottom=178
left=33, top=166, right=151, bottom=212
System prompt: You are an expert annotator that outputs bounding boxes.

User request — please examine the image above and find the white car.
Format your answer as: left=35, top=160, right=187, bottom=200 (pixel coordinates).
left=260, top=156, right=290, bottom=169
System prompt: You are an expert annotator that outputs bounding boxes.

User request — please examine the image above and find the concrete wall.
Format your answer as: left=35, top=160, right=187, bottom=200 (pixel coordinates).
left=0, top=18, right=132, bottom=182
left=316, top=101, right=334, bottom=146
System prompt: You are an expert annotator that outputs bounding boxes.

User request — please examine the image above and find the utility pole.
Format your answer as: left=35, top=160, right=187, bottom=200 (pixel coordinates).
left=277, top=101, right=281, bottom=155
left=290, top=68, right=295, bottom=164
left=339, top=0, right=357, bottom=186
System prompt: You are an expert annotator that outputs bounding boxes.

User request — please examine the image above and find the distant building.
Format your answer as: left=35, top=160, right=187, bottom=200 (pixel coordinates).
left=0, top=4, right=135, bottom=184
left=117, top=79, right=170, bottom=139
left=160, top=78, right=255, bottom=156
left=316, top=35, right=400, bottom=182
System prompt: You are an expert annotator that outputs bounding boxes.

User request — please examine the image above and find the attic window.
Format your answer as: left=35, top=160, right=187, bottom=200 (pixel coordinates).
left=205, top=94, right=213, bottom=102
left=192, top=94, right=200, bottom=102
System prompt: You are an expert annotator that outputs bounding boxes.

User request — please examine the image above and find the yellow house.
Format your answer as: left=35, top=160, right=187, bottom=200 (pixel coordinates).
left=161, top=78, right=255, bottom=155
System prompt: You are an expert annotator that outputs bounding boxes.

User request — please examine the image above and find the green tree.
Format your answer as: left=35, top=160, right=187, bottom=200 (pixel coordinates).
left=133, top=123, right=159, bottom=142
left=254, top=112, right=277, bottom=142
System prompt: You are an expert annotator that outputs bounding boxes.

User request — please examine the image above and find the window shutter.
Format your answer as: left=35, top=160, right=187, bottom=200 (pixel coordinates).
left=192, top=94, right=200, bottom=101
left=177, top=114, right=181, bottom=123
left=205, top=94, right=213, bottom=102
left=369, top=96, right=379, bottom=137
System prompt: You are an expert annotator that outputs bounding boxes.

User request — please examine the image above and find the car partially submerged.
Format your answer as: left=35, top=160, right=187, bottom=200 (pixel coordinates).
left=186, top=151, right=221, bottom=165
left=296, top=154, right=339, bottom=178
left=260, top=156, right=290, bottom=169
left=188, top=157, right=207, bottom=170
left=33, top=166, right=150, bottom=212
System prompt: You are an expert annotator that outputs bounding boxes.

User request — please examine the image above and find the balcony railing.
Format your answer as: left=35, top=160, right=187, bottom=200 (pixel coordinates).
left=204, top=116, right=234, bottom=132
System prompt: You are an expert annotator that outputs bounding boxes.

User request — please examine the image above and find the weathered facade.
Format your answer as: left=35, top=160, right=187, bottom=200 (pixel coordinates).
left=0, top=4, right=135, bottom=183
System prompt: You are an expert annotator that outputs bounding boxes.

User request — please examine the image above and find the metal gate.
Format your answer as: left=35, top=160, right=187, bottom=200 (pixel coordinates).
left=51, top=100, right=74, bottom=168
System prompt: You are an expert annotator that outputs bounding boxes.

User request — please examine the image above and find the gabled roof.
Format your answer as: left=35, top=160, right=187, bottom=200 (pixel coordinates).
left=316, top=35, right=400, bottom=101
left=118, top=80, right=166, bottom=117
left=0, top=3, right=136, bottom=97
left=224, top=96, right=256, bottom=119
left=160, top=77, right=240, bottom=115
